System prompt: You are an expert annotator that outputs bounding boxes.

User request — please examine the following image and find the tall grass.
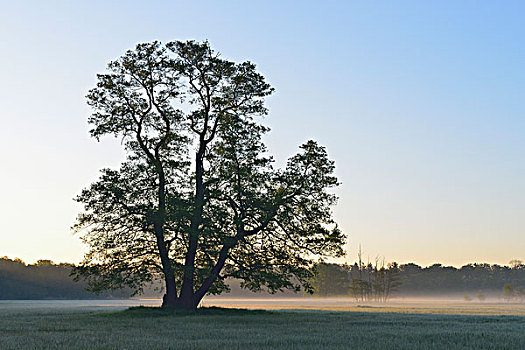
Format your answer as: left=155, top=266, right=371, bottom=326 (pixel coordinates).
left=1, top=305, right=524, bottom=349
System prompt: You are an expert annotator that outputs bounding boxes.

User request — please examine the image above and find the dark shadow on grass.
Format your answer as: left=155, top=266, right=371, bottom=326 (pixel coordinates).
left=108, top=306, right=274, bottom=318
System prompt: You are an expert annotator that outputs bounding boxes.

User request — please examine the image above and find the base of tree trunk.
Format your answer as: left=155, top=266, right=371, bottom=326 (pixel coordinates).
left=161, top=293, right=179, bottom=308
left=161, top=294, right=198, bottom=310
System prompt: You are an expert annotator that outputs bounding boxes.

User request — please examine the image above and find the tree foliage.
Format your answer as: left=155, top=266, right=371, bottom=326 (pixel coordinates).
left=311, top=263, right=350, bottom=297
left=73, top=40, right=345, bottom=309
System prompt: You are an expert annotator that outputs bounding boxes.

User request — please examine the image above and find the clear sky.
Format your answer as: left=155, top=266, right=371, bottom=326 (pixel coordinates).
left=0, top=1, right=523, bottom=267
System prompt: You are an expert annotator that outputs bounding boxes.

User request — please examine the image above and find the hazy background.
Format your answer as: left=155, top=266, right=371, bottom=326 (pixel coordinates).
left=0, top=1, right=523, bottom=267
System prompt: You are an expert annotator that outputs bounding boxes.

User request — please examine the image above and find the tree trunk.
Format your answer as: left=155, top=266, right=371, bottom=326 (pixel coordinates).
left=175, top=293, right=198, bottom=310
left=162, top=278, right=178, bottom=308
left=157, top=237, right=177, bottom=307
left=179, top=234, right=198, bottom=303
left=154, top=213, right=177, bottom=308
left=179, top=141, right=206, bottom=304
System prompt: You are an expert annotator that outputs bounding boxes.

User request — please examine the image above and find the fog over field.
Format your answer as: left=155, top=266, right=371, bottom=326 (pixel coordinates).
left=201, top=297, right=525, bottom=315
left=3, top=297, right=525, bottom=316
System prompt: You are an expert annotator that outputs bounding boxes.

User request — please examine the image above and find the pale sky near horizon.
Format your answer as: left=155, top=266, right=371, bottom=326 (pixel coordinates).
left=0, top=1, right=523, bottom=267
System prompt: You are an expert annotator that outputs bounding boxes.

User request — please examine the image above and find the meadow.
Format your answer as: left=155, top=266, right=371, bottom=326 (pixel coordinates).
left=1, top=300, right=525, bottom=349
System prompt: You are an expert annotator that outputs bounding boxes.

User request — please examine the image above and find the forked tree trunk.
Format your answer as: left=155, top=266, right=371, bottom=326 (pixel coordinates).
left=160, top=250, right=230, bottom=310
left=173, top=142, right=207, bottom=310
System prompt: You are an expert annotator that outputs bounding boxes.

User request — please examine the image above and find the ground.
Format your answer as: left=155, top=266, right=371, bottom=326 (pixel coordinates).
left=1, top=300, right=525, bottom=349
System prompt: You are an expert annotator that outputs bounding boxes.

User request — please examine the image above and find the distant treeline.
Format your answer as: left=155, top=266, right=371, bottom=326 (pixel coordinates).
left=3, top=256, right=525, bottom=300
left=398, top=261, right=525, bottom=297
left=312, top=259, right=525, bottom=299
left=0, top=257, right=133, bottom=299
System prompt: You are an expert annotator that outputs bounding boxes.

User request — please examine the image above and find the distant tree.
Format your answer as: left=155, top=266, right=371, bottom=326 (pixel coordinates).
left=382, top=262, right=402, bottom=302
left=348, top=246, right=371, bottom=301
left=477, top=290, right=486, bottom=302
left=311, top=263, right=350, bottom=296
left=509, top=260, right=524, bottom=269
left=74, top=40, right=345, bottom=310
left=347, top=248, right=400, bottom=302
left=36, top=260, right=54, bottom=266
left=517, top=287, right=525, bottom=302
left=503, top=284, right=515, bottom=301
left=349, top=278, right=372, bottom=301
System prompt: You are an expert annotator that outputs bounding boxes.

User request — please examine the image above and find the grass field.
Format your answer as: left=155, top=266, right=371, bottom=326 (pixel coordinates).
left=1, top=302, right=525, bottom=349
left=202, top=297, right=525, bottom=316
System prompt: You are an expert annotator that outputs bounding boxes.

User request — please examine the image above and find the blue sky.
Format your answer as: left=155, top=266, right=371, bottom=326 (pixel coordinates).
left=0, top=1, right=523, bottom=266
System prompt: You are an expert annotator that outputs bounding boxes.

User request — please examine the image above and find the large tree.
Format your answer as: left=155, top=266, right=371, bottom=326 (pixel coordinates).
left=74, top=40, right=345, bottom=310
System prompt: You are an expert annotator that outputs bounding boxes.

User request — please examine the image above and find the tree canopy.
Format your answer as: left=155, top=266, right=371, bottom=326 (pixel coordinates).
left=74, top=40, right=345, bottom=309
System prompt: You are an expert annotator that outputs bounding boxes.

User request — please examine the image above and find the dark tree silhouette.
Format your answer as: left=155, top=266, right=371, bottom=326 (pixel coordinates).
left=0, top=257, right=132, bottom=299
left=311, top=263, right=350, bottom=296
left=73, top=40, right=345, bottom=310
left=347, top=257, right=401, bottom=302
left=503, top=283, right=515, bottom=301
